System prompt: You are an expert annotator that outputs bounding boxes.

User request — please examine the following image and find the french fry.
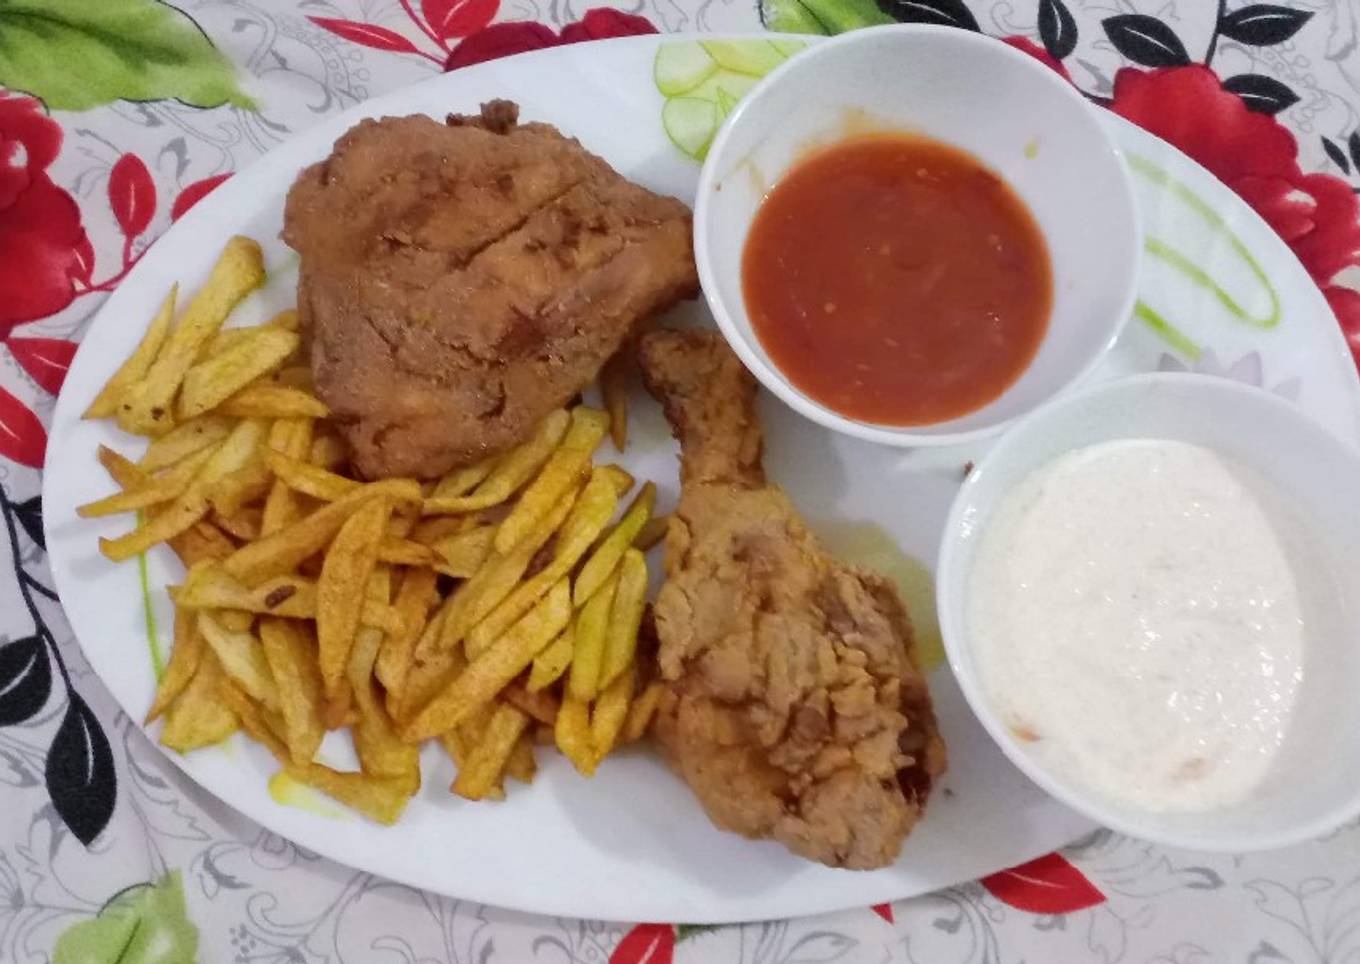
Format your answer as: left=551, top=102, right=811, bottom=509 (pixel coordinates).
left=213, top=505, right=262, bottom=542
left=527, top=626, right=572, bottom=692
left=395, top=607, right=460, bottom=722
left=423, top=409, right=570, bottom=514
left=258, top=617, right=324, bottom=767
left=431, top=526, right=496, bottom=578
left=466, top=469, right=617, bottom=657
left=505, top=734, right=537, bottom=783
left=375, top=537, right=435, bottom=567
left=118, top=237, right=265, bottom=435
left=574, top=481, right=655, bottom=605
left=198, top=611, right=280, bottom=711
left=410, top=516, right=471, bottom=546
left=494, top=406, right=609, bottom=553
left=591, top=664, right=634, bottom=760
left=179, top=327, right=300, bottom=419
left=554, top=694, right=595, bottom=776
left=139, top=414, right=234, bottom=472
left=159, top=650, right=238, bottom=751
left=568, top=570, right=617, bottom=702
left=269, top=364, right=312, bottom=390
left=202, top=308, right=300, bottom=358
left=622, top=681, right=663, bottom=744
left=97, top=444, right=146, bottom=488
left=284, top=763, right=412, bottom=825
left=599, top=352, right=630, bottom=451
left=222, top=479, right=420, bottom=585
left=218, top=609, right=254, bottom=633
left=216, top=384, right=328, bottom=419
left=264, top=449, right=360, bottom=501
left=432, top=455, right=499, bottom=499
left=178, top=564, right=316, bottom=618
left=308, top=431, right=348, bottom=469
left=168, top=520, right=236, bottom=568
left=599, top=465, right=635, bottom=497
left=78, top=446, right=216, bottom=518
left=261, top=417, right=314, bottom=535
left=85, top=284, right=177, bottom=420
left=633, top=514, right=669, bottom=552
left=317, top=497, right=389, bottom=700
left=146, top=607, right=205, bottom=723
left=348, top=600, right=421, bottom=789
left=207, top=459, right=272, bottom=518
left=376, top=566, right=437, bottom=702
left=453, top=702, right=530, bottom=800
left=438, top=489, right=577, bottom=651
left=217, top=680, right=287, bottom=756
left=402, top=579, right=571, bottom=741
left=100, top=418, right=265, bottom=562
left=599, top=549, right=648, bottom=690
left=502, top=681, right=558, bottom=726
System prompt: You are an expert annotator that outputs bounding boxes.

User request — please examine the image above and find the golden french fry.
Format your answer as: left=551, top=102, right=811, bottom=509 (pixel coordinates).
left=453, top=702, right=530, bottom=800
left=218, top=609, right=254, bottom=633
left=213, top=505, right=262, bottom=542
left=410, top=515, right=472, bottom=546
left=494, top=406, right=609, bottom=553
left=269, top=364, right=312, bottom=391
left=431, top=525, right=496, bottom=578
left=438, top=490, right=577, bottom=651
left=568, top=570, right=617, bottom=702
left=395, top=606, right=460, bottom=723
left=432, top=455, right=499, bottom=499
left=622, top=681, right=663, bottom=744
left=403, top=579, right=571, bottom=742
left=554, top=694, right=595, bottom=776
left=285, top=763, right=412, bottom=824
left=258, top=617, right=324, bottom=767
left=599, top=465, right=635, bottom=497
left=260, top=417, right=314, bottom=535
left=86, top=284, right=177, bottom=420
left=168, top=520, right=236, bottom=568
left=264, top=449, right=360, bottom=501
left=139, top=414, right=234, bottom=472
left=574, top=481, right=655, bottom=605
left=375, top=537, right=435, bottom=567
left=78, top=446, right=215, bottom=518
left=599, top=352, right=630, bottom=451
left=177, top=563, right=316, bottom=619
left=207, top=459, right=272, bottom=518
left=97, top=445, right=146, bottom=488
left=591, top=664, right=634, bottom=760
left=146, top=607, right=205, bottom=723
left=376, top=566, right=437, bottom=702
left=217, top=679, right=287, bottom=756
left=118, top=237, right=265, bottom=435
left=100, top=419, right=265, bottom=562
left=216, top=384, right=329, bottom=420
left=198, top=611, right=280, bottom=711
left=349, top=607, right=421, bottom=789
left=505, top=734, right=536, bottom=783
left=322, top=682, right=353, bottom=731
left=423, top=409, right=570, bottom=515
left=202, top=308, right=300, bottom=359
left=502, top=682, right=559, bottom=726
left=466, top=469, right=617, bottom=657
left=222, top=479, right=420, bottom=585
left=632, top=514, right=669, bottom=552
left=599, top=548, right=648, bottom=690
left=159, top=649, right=238, bottom=751
left=527, top=626, right=572, bottom=692
left=317, top=497, right=389, bottom=700
left=308, top=431, right=348, bottom=469
left=180, top=327, right=300, bottom=419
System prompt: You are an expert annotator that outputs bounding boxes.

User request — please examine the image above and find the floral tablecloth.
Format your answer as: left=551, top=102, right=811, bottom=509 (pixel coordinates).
left=4, top=1, right=1360, bottom=961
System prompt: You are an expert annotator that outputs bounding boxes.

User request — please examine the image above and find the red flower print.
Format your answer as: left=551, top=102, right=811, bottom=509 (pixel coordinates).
left=0, top=384, right=46, bottom=468
left=559, top=8, right=658, bottom=42
left=1325, top=286, right=1360, bottom=369
left=610, top=923, right=674, bottom=964
left=980, top=851, right=1105, bottom=914
left=171, top=173, right=232, bottom=222
left=0, top=92, right=88, bottom=337
left=446, top=7, right=656, bottom=70
left=1109, top=65, right=1360, bottom=288
left=1000, top=36, right=1071, bottom=82
left=7, top=337, right=77, bottom=395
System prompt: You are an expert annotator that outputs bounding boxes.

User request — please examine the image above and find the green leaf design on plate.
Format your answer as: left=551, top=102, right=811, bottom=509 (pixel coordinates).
left=656, top=40, right=806, bottom=161
left=53, top=872, right=199, bottom=964
left=0, top=0, right=254, bottom=112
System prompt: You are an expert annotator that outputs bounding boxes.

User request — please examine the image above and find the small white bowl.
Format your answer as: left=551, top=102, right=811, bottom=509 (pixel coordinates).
left=937, top=372, right=1360, bottom=852
left=694, top=25, right=1140, bottom=447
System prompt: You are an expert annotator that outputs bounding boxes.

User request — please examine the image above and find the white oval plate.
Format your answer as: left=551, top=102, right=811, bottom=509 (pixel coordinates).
left=43, top=34, right=1360, bottom=923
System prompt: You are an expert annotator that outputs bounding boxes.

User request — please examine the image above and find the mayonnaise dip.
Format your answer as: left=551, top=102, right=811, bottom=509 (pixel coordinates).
left=968, top=438, right=1304, bottom=812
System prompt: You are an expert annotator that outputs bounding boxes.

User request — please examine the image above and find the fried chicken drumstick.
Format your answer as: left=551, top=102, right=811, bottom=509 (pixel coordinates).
left=638, top=329, right=946, bottom=870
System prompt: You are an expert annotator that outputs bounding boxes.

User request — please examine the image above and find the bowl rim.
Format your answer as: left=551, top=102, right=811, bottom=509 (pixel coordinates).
left=935, top=370, right=1360, bottom=852
left=693, top=23, right=1143, bottom=448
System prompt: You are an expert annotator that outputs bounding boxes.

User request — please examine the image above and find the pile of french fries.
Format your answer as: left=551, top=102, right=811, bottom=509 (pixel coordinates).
left=81, top=236, right=667, bottom=823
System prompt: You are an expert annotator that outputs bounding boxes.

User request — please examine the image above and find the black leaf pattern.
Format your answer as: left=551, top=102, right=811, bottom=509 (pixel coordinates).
left=0, top=636, right=51, bottom=726
left=1038, top=0, right=1077, bottom=60
left=45, top=692, right=116, bottom=846
left=1349, top=131, right=1360, bottom=173
left=877, top=0, right=979, bottom=30
left=1223, top=73, right=1300, bottom=115
left=13, top=497, right=43, bottom=552
left=1323, top=136, right=1351, bottom=173
left=1103, top=14, right=1191, bottom=67
left=1217, top=5, right=1313, bottom=47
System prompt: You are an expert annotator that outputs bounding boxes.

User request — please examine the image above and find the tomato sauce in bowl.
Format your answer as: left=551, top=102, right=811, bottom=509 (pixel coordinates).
left=741, top=134, right=1052, bottom=426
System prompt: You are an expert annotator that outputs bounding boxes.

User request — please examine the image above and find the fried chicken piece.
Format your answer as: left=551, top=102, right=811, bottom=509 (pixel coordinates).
left=283, top=101, right=698, bottom=479
left=639, top=329, right=946, bottom=869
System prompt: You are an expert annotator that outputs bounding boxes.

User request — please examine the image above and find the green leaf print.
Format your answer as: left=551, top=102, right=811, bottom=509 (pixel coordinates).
left=762, top=0, right=892, bottom=35
left=53, top=871, right=199, bottom=964
left=0, top=0, right=254, bottom=112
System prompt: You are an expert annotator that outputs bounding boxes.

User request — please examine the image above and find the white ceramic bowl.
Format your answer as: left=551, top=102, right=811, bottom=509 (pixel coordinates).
left=937, top=372, right=1360, bottom=851
left=694, top=25, right=1141, bottom=446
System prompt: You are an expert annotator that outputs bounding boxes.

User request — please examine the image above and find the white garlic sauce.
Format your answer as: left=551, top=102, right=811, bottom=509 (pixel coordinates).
left=969, top=439, right=1304, bottom=812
